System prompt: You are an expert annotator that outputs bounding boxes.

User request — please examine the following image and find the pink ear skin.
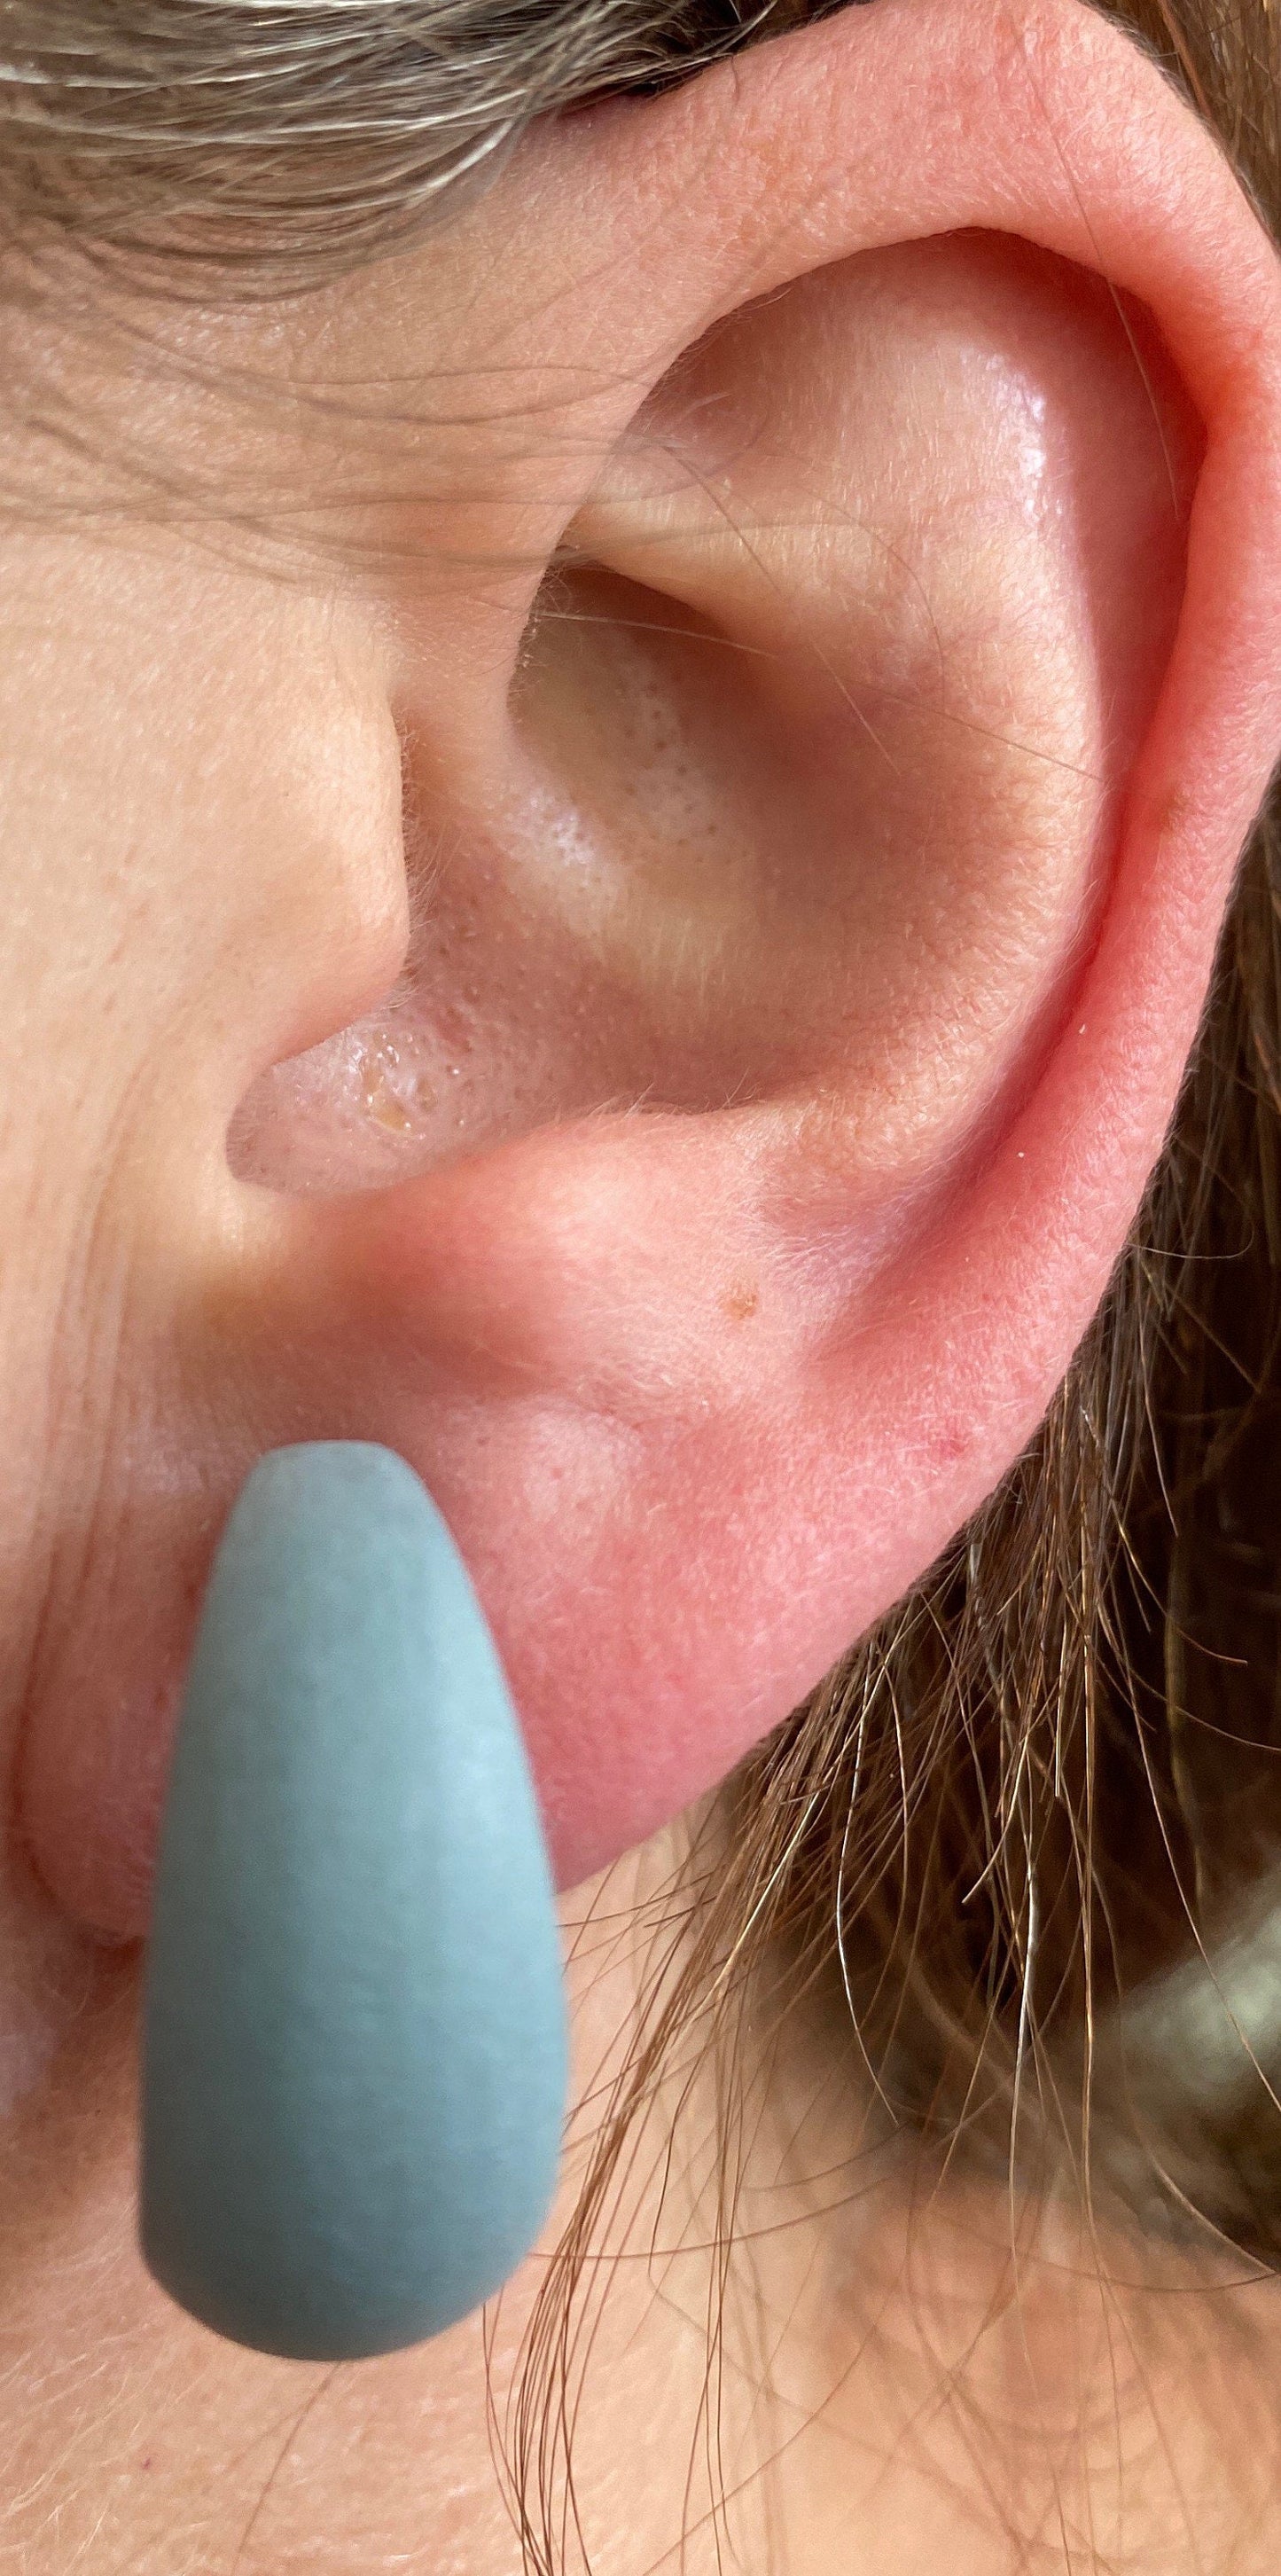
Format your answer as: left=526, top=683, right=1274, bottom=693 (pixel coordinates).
left=18, top=0, right=1281, bottom=1938
left=279, top=0, right=1281, bottom=1884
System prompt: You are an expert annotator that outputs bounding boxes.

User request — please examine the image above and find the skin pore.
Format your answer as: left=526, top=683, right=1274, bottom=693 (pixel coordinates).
left=2, top=0, right=1281, bottom=2563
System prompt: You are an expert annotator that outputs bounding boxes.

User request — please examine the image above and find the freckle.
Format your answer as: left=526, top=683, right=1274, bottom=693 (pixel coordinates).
left=1152, top=783, right=1191, bottom=838
left=723, top=1282, right=760, bottom=1321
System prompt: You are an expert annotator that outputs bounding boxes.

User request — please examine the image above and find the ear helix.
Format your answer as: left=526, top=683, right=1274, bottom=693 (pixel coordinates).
left=137, top=1443, right=568, bottom=2361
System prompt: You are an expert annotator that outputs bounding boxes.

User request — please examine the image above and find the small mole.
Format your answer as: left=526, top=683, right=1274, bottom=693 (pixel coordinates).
left=723, top=1282, right=760, bottom=1321
left=1152, top=782, right=1192, bottom=839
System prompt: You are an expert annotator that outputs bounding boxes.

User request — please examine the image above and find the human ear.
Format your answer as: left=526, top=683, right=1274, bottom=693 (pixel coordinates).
left=20, top=0, right=1281, bottom=1938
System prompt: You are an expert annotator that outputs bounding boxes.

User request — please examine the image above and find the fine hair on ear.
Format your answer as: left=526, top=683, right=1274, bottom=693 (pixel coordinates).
left=7, top=1, right=1281, bottom=2567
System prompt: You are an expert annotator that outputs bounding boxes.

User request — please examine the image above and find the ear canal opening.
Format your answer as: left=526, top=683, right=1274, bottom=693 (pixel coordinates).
left=224, top=551, right=786, bottom=1201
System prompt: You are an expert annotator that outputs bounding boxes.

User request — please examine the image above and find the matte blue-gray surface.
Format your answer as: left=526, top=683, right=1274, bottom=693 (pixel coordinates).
left=139, top=1442, right=568, bottom=2361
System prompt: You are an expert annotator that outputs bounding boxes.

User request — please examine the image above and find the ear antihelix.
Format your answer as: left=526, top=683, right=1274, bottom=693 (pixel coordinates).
left=139, top=1443, right=566, bottom=2360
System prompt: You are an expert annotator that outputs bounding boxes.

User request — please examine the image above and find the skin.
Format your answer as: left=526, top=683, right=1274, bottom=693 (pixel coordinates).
left=2, top=0, right=1281, bottom=2562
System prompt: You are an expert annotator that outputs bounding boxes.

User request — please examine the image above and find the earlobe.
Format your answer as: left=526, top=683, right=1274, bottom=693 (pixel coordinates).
left=20, top=0, right=1281, bottom=1942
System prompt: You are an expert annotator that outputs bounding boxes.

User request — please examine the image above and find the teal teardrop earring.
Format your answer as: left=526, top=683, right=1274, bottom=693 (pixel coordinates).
left=138, top=1442, right=568, bottom=2361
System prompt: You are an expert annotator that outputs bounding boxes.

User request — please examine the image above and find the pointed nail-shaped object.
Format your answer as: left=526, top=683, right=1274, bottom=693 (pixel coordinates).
left=139, top=1442, right=567, bottom=2361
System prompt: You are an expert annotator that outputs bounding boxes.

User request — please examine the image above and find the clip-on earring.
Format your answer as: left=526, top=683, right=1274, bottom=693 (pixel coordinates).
left=138, top=1442, right=568, bottom=2361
